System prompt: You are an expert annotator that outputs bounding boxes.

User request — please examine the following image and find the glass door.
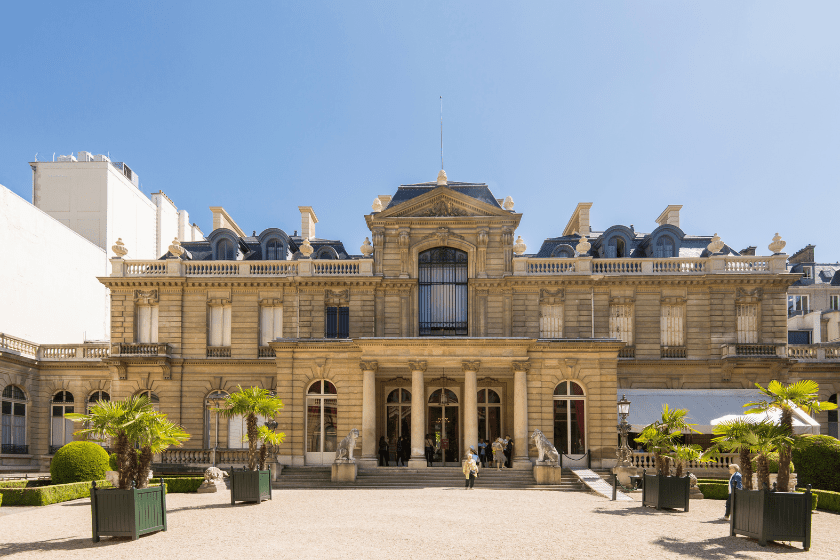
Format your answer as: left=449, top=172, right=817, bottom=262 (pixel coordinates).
left=428, top=388, right=459, bottom=466
left=306, top=381, right=338, bottom=465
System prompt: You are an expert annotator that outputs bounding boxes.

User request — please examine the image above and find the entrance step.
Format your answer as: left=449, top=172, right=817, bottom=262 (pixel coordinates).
left=273, top=466, right=584, bottom=491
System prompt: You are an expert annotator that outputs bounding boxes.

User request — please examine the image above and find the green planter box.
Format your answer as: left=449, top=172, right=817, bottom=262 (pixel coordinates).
left=731, top=486, right=812, bottom=550
left=641, top=472, right=690, bottom=512
left=230, top=469, right=271, bottom=504
left=90, top=480, right=167, bottom=542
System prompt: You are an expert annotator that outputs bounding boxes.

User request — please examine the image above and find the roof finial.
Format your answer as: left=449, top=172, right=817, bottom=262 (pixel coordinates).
left=437, top=169, right=448, bottom=186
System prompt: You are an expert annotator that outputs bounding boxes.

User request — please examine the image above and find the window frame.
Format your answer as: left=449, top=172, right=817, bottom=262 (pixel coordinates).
left=553, top=381, right=587, bottom=455
left=1, top=385, right=27, bottom=453
left=325, top=306, right=349, bottom=339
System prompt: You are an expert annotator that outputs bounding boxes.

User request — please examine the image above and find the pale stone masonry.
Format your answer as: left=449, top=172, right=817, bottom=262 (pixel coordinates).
left=2, top=172, right=839, bottom=472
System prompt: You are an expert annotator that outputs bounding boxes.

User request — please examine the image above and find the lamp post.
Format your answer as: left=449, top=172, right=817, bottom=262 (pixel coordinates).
left=616, top=395, right=632, bottom=467
left=207, top=392, right=227, bottom=468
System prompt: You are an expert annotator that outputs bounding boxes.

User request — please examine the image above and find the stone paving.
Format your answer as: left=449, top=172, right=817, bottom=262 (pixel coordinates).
left=0, top=487, right=837, bottom=559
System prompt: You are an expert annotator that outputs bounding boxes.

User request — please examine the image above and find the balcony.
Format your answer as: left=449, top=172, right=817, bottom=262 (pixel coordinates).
left=113, top=258, right=374, bottom=278
left=207, top=346, right=231, bottom=358
left=1, top=334, right=111, bottom=361
left=618, top=346, right=635, bottom=358
left=720, top=343, right=786, bottom=358
left=111, top=342, right=170, bottom=357
left=660, top=346, right=686, bottom=358
left=513, top=254, right=787, bottom=276
left=1, top=444, right=29, bottom=455
left=258, top=346, right=276, bottom=358
left=788, top=344, right=840, bottom=361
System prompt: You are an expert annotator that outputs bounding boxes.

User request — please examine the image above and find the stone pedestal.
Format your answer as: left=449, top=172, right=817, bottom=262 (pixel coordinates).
left=270, top=462, right=283, bottom=482
left=613, top=465, right=639, bottom=487
left=689, top=486, right=704, bottom=499
left=533, top=464, right=562, bottom=484
left=197, top=480, right=225, bottom=493
left=331, top=461, right=358, bottom=483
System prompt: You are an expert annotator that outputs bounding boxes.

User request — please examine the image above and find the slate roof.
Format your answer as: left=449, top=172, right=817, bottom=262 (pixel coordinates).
left=534, top=232, right=738, bottom=259
left=160, top=232, right=354, bottom=261
left=787, top=263, right=840, bottom=286
left=385, top=182, right=504, bottom=210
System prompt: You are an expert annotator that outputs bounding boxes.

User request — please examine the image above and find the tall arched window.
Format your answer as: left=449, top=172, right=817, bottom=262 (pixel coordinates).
left=554, top=381, right=586, bottom=455
left=1, top=385, right=27, bottom=454
left=87, top=391, right=110, bottom=413
left=655, top=236, right=675, bottom=258
left=607, top=237, right=626, bottom=258
left=217, top=238, right=236, bottom=260
left=477, top=388, right=502, bottom=443
left=419, top=247, right=468, bottom=336
left=306, top=381, right=338, bottom=464
left=50, top=391, right=75, bottom=453
left=829, top=394, right=838, bottom=439
left=428, top=388, right=459, bottom=464
left=386, top=389, right=411, bottom=460
left=266, top=239, right=283, bottom=260
left=136, top=390, right=160, bottom=412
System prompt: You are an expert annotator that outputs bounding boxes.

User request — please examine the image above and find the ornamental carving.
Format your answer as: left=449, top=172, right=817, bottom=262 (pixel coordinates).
left=359, top=361, right=378, bottom=373
left=735, top=287, right=763, bottom=303
left=420, top=227, right=465, bottom=245
left=539, top=288, right=564, bottom=305
left=207, top=298, right=231, bottom=307
left=707, top=233, right=725, bottom=254
left=134, top=289, right=159, bottom=305
left=325, top=289, right=350, bottom=306
left=511, top=361, right=530, bottom=373
left=259, top=298, right=283, bottom=307
left=415, top=199, right=469, bottom=217
left=112, top=238, right=128, bottom=258
left=408, top=360, right=427, bottom=373
left=461, top=361, right=481, bottom=373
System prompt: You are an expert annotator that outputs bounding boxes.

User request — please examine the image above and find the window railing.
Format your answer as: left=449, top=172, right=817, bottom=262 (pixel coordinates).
left=207, top=346, right=231, bottom=358
left=1, top=444, right=29, bottom=455
left=660, top=346, right=686, bottom=358
left=514, top=254, right=787, bottom=276
left=618, top=346, right=635, bottom=358
left=721, top=343, right=785, bottom=358
left=112, top=343, right=169, bottom=357
left=258, top=347, right=276, bottom=358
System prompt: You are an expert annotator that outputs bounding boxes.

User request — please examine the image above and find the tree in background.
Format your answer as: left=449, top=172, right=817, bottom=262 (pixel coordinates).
left=217, top=386, right=285, bottom=471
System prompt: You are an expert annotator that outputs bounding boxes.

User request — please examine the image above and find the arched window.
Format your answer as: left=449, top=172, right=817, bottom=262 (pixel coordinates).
left=386, top=389, right=411, bottom=459
left=306, top=381, right=337, bottom=464
left=217, top=238, right=236, bottom=260
left=477, top=388, right=502, bottom=443
left=50, top=391, right=75, bottom=453
left=428, top=388, right=459, bottom=464
left=655, top=236, right=676, bottom=258
left=136, top=390, right=160, bottom=412
left=266, top=239, right=284, bottom=260
left=419, top=247, right=468, bottom=336
left=829, top=394, right=838, bottom=439
left=1, top=385, right=27, bottom=454
left=607, top=237, right=626, bottom=258
left=554, top=381, right=586, bottom=455
left=87, top=391, right=110, bottom=413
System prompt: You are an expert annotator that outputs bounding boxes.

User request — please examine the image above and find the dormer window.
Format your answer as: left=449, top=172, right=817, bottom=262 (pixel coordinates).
left=607, top=237, right=626, bottom=258
left=217, top=238, right=236, bottom=260
left=266, top=239, right=283, bottom=260
left=655, top=236, right=675, bottom=258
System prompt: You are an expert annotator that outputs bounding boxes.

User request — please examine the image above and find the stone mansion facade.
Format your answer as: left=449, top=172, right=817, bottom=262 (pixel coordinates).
left=2, top=170, right=839, bottom=472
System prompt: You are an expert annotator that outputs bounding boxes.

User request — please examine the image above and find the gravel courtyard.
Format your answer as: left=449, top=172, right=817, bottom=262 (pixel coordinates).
left=1, top=487, right=837, bottom=559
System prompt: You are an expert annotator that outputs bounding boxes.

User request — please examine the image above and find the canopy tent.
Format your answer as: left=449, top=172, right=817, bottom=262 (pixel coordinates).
left=619, top=389, right=820, bottom=435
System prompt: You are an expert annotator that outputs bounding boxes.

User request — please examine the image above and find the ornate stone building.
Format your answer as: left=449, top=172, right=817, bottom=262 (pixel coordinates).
left=2, top=170, right=839, bottom=472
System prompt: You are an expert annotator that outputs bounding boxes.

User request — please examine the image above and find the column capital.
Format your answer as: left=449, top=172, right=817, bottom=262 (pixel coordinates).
left=461, top=360, right=481, bottom=373
left=359, top=361, right=378, bottom=373
left=511, top=361, right=530, bottom=374
left=408, top=360, right=427, bottom=373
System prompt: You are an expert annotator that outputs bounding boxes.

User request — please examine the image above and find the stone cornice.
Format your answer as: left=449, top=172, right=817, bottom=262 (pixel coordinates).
left=99, top=277, right=186, bottom=288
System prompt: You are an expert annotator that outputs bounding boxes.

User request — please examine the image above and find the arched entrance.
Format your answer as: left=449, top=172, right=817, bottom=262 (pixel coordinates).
left=306, top=380, right=338, bottom=465
left=385, top=388, right=411, bottom=464
left=427, top=388, right=459, bottom=466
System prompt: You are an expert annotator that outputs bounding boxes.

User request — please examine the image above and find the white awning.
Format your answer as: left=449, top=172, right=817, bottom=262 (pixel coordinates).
left=619, top=389, right=820, bottom=435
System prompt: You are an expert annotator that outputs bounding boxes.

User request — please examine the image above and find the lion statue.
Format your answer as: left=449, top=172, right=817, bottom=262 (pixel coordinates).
left=531, top=429, right=560, bottom=465
left=204, top=466, right=228, bottom=482
left=334, top=428, right=360, bottom=463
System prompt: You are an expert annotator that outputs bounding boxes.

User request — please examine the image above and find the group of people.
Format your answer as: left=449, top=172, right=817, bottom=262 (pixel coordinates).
left=462, top=435, right=514, bottom=489
left=377, top=435, right=411, bottom=467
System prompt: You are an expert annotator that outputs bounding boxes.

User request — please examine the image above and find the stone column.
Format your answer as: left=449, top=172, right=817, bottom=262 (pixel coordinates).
left=360, top=361, right=378, bottom=468
left=512, top=361, right=531, bottom=469
left=408, top=361, right=427, bottom=468
left=462, top=361, right=480, bottom=456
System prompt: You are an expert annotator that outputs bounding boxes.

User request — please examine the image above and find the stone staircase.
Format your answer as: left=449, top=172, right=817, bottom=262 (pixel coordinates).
left=272, top=466, right=585, bottom=491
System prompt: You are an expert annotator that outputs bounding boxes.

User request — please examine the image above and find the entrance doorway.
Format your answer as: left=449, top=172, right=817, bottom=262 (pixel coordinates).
left=477, top=388, right=502, bottom=445
left=385, top=388, right=411, bottom=464
left=428, top=388, right=459, bottom=466
left=306, top=380, right=338, bottom=465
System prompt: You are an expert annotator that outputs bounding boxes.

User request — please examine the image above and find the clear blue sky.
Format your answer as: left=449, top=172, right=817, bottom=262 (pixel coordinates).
left=1, top=1, right=838, bottom=261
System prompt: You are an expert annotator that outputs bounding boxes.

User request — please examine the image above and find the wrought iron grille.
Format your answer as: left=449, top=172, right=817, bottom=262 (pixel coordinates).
left=1, top=444, right=28, bottom=454
left=419, top=247, right=468, bottom=336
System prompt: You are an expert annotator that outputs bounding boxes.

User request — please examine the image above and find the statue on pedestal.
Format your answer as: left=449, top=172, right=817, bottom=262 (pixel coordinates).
left=531, top=429, right=561, bottom=465
left=334, top=428, right=360, bottom=463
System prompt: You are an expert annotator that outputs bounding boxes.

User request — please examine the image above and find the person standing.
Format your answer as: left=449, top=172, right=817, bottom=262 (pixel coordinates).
left=492, top=438, right=505, bottom=470
left=463, top=454, right=479, bottom=490
left=401, top=434, right=411, bottom=466
left=723, top=464, right=743, bottom=520
left=378, top=436, right=389, bottom=467
left=478, top=439, right=487, bottom=468
left=425, top=433, right=435, bottom=466
left=504, top=436, right=514, bottom=468
left=395, top=435, right=404, bottom=466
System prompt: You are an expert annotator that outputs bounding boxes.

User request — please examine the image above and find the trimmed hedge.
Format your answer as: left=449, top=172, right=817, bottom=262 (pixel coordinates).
left=0, top=493, right=3, bottom=507
left=794, top=489, right=819, bottom=510
left=0, top=481, right=29, bottom=489
left=50, top=442, right=110, bottom=485
left=751, top=452, right=794, bottom=474
left=792, top=435, right=840, bottom=492
left=698, top=483, right=729, bottom=500
left=0, top=480, right=111, bottom=506
left=161, top=477, right=204, bottom=493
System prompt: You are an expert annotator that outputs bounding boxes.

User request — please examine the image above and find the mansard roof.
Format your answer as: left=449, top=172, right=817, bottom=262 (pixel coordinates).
left=535, top=230, right=739, bottom=258
left=788, top=263, right=840, bottom=286
left=385, top=182, right=503, bottom=210
left=160, top=229, right=353, bottom=260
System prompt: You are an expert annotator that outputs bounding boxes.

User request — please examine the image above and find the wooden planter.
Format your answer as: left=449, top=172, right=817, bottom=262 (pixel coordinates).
left=230, top=469, right=272, bottom=504
left=641, top=472, right=690, bottom=512
left=731, top=486, right=812, bottom=550
left=90, top=480, right=167, bottom=542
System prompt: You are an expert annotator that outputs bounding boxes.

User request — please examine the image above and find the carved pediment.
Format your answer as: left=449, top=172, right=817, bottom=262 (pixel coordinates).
left=379, top=187, right=513, bottom=219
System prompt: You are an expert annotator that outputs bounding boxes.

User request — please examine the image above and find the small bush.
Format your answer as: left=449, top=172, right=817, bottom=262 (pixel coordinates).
left=108, top=453, right=118, bottom=471
left=0, top=493, right=3, bottom=507
left=698, top=483, right=729, bottom=500
left=801, top=488, right=840, bottom=513
left=792, top=435, right=840, bottom=492
left=50, top=442, right=109, bottom=485
left=751, top=452, right=794, bottom=474
left=161, top=477, right=204, bottom=493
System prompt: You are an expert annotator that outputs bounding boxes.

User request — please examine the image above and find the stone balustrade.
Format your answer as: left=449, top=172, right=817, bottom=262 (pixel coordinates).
left=0, top=333, right=38, bottom=359
left=630, top=451, right=739, bottom=476
left=720, top=343, right=787, bottom=359
left=111, top=342, right=170, bottom=357
left=158, top=448, right=251, bottom=466
left=0, top=335, right=111, bottom=361
left=787, top=343, right=840, bottom=361
left=113, top=258, right=374, bottom=277
left=513, top=254, right=787, bottom=276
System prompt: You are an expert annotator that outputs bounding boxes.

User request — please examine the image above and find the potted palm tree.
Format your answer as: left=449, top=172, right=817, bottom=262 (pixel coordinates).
left=217, top=386, right=285, bottom=504
left=704, top=418, right=755, bottom=489
left=729, top=420, right=813, bottom=550
left=636, top=404, right=698, bottom=512
left=744, top=380, right=836, bottom=492
left=66, top=395, right=190, bottom=542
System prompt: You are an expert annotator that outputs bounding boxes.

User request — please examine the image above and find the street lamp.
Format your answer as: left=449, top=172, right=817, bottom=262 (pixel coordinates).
left=616, top=394, right=633, bottom=467
left=206, top=391, right=227, bottom=468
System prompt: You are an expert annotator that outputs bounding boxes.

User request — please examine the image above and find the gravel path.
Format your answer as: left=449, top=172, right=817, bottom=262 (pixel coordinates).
left=1, top=488, right=836, bottom=559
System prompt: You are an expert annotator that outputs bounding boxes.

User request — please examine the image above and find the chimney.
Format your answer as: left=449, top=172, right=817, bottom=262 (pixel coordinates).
left=655, top=205, right=682, bottom=228
left=209, top=206, right=246, bottom=237
left=789, top=245, right=816, bottom=264
left=299, top=206, right=318, bottom=240
left=563, top=202, right=593, bottom=237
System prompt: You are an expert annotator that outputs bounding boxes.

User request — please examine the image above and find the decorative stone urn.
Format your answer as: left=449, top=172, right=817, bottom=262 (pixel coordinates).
left=576, top=235, right=591, bottom=254
left=769, top=233, right=786, bottom=254
left=112, top=238, right=128, bottom=258
left=503, top=196, right=515, bottom=211
left=372, top=198, right=383, bottom=212
left=513, top=236, right=527, bottom=256
left=168, top=238, right=184, bottom=258
left=360, top=237, right=374, bottom=258
left=707, top=233, right=725, bottom=254
left=300, top=238, right=314, bottom=258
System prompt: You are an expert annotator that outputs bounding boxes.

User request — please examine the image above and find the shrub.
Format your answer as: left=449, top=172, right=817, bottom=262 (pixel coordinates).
left=50, top=442, right=109, bottom=485
left=800, top=488, right=840, bottom=513
left=108, top=452, right=118, bottom=471
left=0, top=480, right=110, bottom=506
left=0, top=493, right=3, bottom=507
left=750, top=452, right=794, bottom=474
left=161, top=477, right=204, bottom=493
left=792, top=435, right=840, bottom=492
left=698, top=483, right=729, bottom=500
